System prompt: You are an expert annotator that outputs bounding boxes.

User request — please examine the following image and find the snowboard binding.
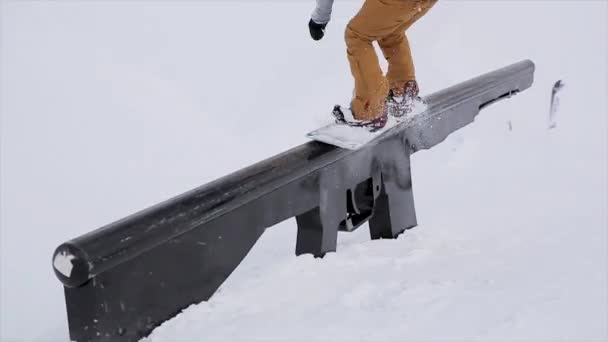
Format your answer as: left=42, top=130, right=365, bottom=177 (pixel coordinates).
left=332, top=105, right=388, bottom=132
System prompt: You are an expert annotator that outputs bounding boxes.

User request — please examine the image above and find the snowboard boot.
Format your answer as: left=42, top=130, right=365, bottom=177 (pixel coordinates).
left=332, top=105, right=388, bottom=132
left=387, top=80, right=424, bottom=118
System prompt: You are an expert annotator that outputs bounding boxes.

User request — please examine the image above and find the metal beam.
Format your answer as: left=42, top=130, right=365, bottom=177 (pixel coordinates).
left=52, top=60, right=535, bottom=342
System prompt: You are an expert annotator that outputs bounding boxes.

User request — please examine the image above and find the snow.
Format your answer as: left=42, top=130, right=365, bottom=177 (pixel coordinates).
left=52, top=251, right=75, bottom=278
left=1, top=1, right=606, bottom=342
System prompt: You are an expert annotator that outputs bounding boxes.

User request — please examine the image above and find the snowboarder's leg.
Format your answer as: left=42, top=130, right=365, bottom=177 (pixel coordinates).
left=345, top=0, right=403, bottom=121
left=345, top=26, right=388, bottom=121
left=345, top=0, right=435, bottom=121
left=379, top=31, right=416, bottom=89
left=377, top=0, right=436, bottom=116
left=378, top=0, right=437, bottom=89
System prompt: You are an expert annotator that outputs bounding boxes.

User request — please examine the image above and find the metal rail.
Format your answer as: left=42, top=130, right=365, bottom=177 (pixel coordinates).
left=52, top=60, right=535, bottom=342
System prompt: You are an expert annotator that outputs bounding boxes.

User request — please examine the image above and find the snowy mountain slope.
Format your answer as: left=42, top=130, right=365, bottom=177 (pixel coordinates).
left=1, top=1, right=606, bottom=341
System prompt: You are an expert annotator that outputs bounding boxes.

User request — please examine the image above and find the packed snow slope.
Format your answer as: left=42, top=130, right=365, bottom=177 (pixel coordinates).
left=1, top=1, right=606, bottom=341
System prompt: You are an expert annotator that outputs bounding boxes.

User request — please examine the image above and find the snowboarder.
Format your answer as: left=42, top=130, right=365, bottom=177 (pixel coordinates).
left=309, top=0, right=437, bottom=131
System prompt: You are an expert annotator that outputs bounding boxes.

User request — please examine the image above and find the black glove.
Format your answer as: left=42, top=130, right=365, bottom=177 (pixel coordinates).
left=308, top=19, right=327, bottom=41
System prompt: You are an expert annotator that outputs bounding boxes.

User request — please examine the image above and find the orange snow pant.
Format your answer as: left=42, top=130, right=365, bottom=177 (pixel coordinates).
left=346, top=0, right=437, bottom=120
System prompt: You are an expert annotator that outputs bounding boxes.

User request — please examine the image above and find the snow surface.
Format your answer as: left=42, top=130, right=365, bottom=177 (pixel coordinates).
left=1, top=1, right=607, bottom=342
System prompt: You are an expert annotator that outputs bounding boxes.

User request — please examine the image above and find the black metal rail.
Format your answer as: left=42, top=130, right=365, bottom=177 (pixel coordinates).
left=52, top=60, right=535, bottom=342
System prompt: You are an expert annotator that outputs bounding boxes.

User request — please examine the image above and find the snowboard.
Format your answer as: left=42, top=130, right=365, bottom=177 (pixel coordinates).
left=306, top=101, right=427, bottom=150
left=306, top=116, right=401, bottom=150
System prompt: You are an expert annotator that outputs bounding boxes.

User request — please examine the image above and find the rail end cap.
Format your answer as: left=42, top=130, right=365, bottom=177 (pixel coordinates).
left=52, top=243, right=91, bottom=288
